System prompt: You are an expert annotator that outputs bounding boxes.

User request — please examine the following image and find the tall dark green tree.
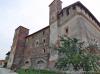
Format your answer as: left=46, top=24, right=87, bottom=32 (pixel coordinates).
left=55, top=37, right=100, bottom=72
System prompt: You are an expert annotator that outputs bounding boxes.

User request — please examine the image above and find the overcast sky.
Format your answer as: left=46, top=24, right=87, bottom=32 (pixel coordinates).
left=0, top=0, right=100, bottom=60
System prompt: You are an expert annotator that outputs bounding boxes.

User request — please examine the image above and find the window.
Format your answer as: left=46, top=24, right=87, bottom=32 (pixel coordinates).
left=65, top=28, right=68, bottom=33
left=42, top=38, right=46, bottom=46
left=43, top=31, right=45, bottom=35
left=25, top=61, right=29, bottom=64
left=43, top=48, right=46, bottom=53
left=35, top=40, right=39, bottom=47
left=36, top=41, right=39, bottom=45
left=65, top=27, right=68, bottom=36
left=43, top=39, right=45, bottom=43
left=66, top=10, right=69, bottom=15
left=36, top=59, right=46, bottom=69
left=73, top=6, right=76, bottom=10
left=37, top=60, right=44, bottom=64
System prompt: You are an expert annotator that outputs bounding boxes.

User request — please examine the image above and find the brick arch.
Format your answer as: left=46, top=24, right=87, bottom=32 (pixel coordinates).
left=35, top=58, right=47, bottom=69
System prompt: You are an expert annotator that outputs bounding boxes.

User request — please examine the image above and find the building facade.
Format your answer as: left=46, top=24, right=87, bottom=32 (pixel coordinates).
left=0, top=60, right=5, bottom=67
left=7, top=0, right=100, bottom=70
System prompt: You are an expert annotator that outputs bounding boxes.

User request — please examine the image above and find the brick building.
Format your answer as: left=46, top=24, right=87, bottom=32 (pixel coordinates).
left=7, top=0, right=100, bottom=70
left=0, top=60, right=5, bottom=67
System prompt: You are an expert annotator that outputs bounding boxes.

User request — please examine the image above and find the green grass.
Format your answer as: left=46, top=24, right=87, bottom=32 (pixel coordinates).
left=17, top=68, right=61, bottom=74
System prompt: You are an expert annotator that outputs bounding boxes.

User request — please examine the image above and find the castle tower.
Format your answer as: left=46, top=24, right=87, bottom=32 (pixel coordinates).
left=7, top=26, right=29, bottom=69
left=49, top=0, right=62, bottom=69
left=49, top=0, right=62, bottom=24
left=49, top=0, right=62, bottom=45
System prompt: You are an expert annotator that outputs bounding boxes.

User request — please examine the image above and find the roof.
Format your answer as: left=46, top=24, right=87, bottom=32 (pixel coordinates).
left=26, top=26, right=49, bottom=38
left=58, top=1, right=100, bottom=27
left=16, top=26, right=29, bottom=31
left=49, top=0, right=62, bottom=7
left=26, top=1, right=100, bottom=38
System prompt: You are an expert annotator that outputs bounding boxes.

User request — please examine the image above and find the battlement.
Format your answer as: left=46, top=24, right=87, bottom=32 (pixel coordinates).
left=58, top=1, right=100, bottom=28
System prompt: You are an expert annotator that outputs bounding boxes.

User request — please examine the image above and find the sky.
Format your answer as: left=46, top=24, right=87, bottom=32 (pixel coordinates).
left=0, top=0, right=100, bottom=60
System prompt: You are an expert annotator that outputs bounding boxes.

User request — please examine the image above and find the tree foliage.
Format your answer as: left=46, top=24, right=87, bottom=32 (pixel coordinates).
left=55, top=37, right=100, bottom=72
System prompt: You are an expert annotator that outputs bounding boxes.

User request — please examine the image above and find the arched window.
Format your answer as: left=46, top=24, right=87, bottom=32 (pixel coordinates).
left=37, top=60, right=44, bottom=64
left=25, top=61, right=29, bottom=64
left=36, top=59, right=46, bottom=69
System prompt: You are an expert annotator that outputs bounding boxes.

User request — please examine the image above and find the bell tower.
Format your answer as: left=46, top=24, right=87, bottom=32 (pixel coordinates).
left=49, top=0, right=62, bottom=24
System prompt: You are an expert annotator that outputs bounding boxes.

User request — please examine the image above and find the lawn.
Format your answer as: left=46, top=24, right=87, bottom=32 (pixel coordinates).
left=17, top=68, right=62, bottom=74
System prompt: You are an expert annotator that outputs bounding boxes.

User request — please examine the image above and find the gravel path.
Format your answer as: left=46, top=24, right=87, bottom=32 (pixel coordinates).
left=0, top=68, right=18, bottom=74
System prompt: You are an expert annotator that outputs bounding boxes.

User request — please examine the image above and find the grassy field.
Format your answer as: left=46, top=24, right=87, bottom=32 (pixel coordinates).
left=17, top=69, right=61, bottom=74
